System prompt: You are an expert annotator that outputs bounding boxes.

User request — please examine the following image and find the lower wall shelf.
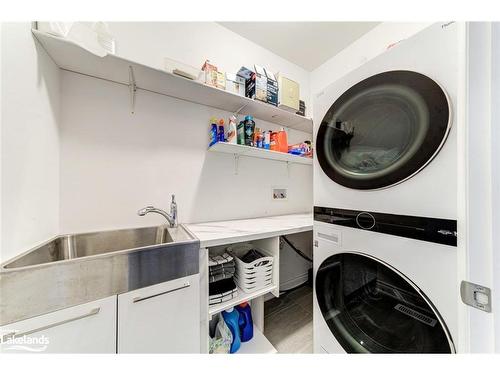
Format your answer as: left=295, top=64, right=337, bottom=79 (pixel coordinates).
left=208, top=142, right=313, bottom=165
left=238, top=325, right=277, bottom=354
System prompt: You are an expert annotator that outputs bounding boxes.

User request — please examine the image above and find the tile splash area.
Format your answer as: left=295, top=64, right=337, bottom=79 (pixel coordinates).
left=264, top=285, right=313, bottom=353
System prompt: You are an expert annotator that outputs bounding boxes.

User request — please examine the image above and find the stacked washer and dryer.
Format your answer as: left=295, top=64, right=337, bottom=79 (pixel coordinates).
left=313, top=23, right=461, bottom=353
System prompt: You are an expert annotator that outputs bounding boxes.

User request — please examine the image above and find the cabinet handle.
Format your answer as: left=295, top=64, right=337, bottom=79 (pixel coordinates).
left=132, top=282, right=190, bottom=303
left=2, top=307, right=101, bottom=341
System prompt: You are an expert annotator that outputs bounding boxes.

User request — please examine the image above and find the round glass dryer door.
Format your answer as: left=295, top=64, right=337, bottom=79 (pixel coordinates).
left=316, top=70, right=451, bottom=189
left=315, top=253, right=454, bottom=353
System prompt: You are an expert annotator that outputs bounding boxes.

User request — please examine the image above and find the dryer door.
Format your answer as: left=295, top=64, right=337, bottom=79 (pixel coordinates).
left=315, top=252, right=454, bottom=353
left=316, top=70, right=451, bottom=190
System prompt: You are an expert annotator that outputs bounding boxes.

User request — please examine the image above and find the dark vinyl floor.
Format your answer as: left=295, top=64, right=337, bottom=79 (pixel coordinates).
left=264, top=284, right=313, bottom=353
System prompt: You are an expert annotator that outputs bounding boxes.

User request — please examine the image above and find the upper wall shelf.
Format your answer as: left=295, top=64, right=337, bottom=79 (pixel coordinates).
left=32, top=30, right=313, bottom=134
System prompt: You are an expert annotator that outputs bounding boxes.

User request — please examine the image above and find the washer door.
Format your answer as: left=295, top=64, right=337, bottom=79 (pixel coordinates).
left=316, top=70, right=451, bottom=190
left=315, top=253, right=454, bottom=353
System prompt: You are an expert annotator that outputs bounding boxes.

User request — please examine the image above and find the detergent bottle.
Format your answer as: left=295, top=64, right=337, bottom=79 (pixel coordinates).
left=222, top=308, right=241, bottom=353
left=236, top=302, right=253, bottom=342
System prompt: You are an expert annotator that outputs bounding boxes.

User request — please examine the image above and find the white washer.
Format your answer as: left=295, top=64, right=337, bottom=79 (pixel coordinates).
left=313, top=216, right=458, bottom=353
left=312, top=23, right=461, bottom=353
left=313, top=23, right=460, bottom=219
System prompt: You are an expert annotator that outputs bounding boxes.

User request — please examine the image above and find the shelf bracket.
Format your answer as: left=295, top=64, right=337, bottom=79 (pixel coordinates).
left=234, top=154, right=240, bottom=175
left=286, top=161, right=291, bottom=178
left=128, top=66, right=137, bottom=114
left=233, top=104, right=247, bottom=117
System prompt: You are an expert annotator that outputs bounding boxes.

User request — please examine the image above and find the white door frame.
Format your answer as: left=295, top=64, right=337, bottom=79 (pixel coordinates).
left=457, top=21, right=499, bottom=353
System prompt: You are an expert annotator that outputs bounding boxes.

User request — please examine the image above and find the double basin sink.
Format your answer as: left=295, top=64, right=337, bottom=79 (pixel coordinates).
left=0, top=225, right=200, bottom=325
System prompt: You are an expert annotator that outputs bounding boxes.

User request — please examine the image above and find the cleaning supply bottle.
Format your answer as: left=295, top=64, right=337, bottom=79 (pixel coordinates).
left=277, top=127, right=288, bottom=153
left=254, top=128, right=263, bottom=148
left=209, top=117, right=218, bottom=147
left=270, top=131, right=278, bottom=151
left=237, top=120, right=245, bottom=145
left=222, top=308, right=241, bottom=353
left=218, top=119, right=225, bottom=142
left=236, top=302, right=253, bottom=342
left=227, top=115, right=237, bottom=144
left=263, top=131, right=271, bottom=149
left=244, top=115, right=256, bottom=147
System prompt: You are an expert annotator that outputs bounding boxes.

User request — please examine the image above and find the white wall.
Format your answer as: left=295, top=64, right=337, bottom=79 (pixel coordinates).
left=310, top=22, right=432, bottom=96
left=0, top=23, right=60, bottom=262
left=59, top=72, right=312, bottom=234
left=108, top=22, right=311, bottom=117
left=58, top=22, right=313, bottom=234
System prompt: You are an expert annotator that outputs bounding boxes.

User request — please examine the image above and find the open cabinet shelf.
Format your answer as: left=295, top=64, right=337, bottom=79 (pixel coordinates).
left=204, top=237, right=280, bottom=354
left=32, top=30, right=313, bottom=134
left=208, top=142, right=313, bottom=165
left=209, top=284, right=277, bottom=317
left=238, top=325, right=277, bottom=354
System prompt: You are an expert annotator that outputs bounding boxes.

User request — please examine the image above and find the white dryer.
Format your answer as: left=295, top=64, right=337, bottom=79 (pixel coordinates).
left=313, top=22, right=460, bottom=219
left=313, top=209, right=458, bottom=353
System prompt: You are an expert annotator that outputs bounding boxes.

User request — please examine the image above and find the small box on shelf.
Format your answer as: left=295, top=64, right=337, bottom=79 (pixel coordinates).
left=237, top=66, right=256, bottom=99
left=225, top=73, right=246, bottom=96
left=277, top=73, right=300, bottom=112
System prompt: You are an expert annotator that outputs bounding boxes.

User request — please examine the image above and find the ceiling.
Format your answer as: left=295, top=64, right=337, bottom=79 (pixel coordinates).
left=218, top=22, right=380, bottom=71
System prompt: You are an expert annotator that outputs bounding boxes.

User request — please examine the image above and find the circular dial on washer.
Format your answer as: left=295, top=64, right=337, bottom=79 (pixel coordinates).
left=316, top=70, right=451, bottom=190
left=315, top=252, right=454, bottom=353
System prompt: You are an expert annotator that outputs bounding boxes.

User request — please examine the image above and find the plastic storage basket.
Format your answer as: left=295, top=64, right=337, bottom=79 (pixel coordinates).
left=227, top=244, right=274, bottom=293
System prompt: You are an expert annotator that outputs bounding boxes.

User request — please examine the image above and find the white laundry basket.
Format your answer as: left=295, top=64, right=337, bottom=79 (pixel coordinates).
left=227, top=244, right=274, bottom=293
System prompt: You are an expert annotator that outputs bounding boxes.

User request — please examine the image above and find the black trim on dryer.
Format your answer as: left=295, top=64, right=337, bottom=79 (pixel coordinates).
left=314, top=207, right=457, bottom=247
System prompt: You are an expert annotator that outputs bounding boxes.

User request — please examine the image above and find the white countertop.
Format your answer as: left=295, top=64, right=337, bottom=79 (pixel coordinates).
left=184, top=213, right=313, bottom=248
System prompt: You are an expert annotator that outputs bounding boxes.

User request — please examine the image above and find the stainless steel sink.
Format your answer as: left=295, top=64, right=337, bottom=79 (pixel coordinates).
left=2, top=225, right=185, bottom=269
left=0, top=225, right=200, bottom=325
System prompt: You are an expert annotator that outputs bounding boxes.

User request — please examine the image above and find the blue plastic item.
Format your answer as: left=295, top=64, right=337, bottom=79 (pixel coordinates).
left=222, top=308, right=241, bottom=353
left=236, top=302, right=253, bottom=342
left=218, top=124, right=225, bottom=142
left=209, top=122, right=218, bottom=147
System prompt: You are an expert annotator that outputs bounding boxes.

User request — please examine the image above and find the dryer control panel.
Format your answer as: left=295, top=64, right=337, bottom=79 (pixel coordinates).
left=314, top=206, right=457, bottom=247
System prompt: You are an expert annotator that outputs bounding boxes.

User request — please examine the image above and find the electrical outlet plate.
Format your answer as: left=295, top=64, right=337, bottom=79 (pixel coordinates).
left=272, top=187, right=288, bottom=201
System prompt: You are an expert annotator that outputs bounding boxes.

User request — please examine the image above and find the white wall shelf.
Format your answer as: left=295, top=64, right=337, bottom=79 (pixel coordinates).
left=32, top=30, right=313, bottom=134
left=208, top=284, right=277, bottom=317
left=208, top=142, right=313, bottom=166
left=238, top=325, right=277, bottom=354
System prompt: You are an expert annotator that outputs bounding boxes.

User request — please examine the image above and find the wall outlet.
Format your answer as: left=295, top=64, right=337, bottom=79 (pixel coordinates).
left=272, top=187, right=288, bottom=201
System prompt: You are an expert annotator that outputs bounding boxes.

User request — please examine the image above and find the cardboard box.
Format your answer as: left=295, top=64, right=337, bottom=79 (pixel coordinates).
left=254, top=65, right=268, bottom=102
left=225, top=73, right=246, bottom=96
left=264, top=68, right=278, bottom=106
left=201, top=60, right=218, bottom=87
left=237, top=66, right=256, bottom=99
left=216, top=71, right=226, bottom=90
left=277, top=74, right=300, bottom=112
left=296, top=100, right=306, bottom=116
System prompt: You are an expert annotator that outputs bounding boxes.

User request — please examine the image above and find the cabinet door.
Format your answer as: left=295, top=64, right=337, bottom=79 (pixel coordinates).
left=117, top=274, right=200, bottom=353
left=0, top=296, right=117, bottom=353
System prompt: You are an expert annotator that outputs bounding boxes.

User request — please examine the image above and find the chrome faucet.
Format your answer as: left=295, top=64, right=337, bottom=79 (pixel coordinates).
left=137, top=195, right=178, bottom=228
